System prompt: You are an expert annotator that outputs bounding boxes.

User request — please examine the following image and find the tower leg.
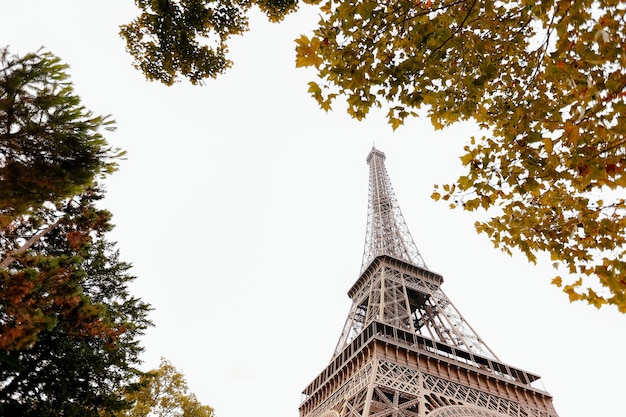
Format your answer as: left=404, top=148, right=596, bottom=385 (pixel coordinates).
left=361, top=359, right=379, bottom=417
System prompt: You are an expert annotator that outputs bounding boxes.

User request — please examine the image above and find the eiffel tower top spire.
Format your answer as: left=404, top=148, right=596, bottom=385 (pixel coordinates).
left=361, top=147, right=427, bottom=272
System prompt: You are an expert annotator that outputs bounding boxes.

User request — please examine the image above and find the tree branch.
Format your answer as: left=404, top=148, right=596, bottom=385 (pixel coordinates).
left=0, top=216, right=63, bottom=269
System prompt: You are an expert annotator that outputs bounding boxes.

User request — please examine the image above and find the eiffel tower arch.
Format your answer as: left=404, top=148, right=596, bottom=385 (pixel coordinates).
left=299, top=148, right=559, bottom=417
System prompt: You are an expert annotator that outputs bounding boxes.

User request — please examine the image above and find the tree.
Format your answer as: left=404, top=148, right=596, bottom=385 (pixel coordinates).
left=119, top=358, right=214, bottom=417
left=1, top=189, right=130, bottom=349
left=120, top=1, right=626, bottom=311
left=0, top=189, right=152, bottom=416
left=1, top=47, right=151, bottom=415
left=0, top=46, right=122, bottom=230
left=120, top=0, right=301, bottom=85
left=294, top=0, right=626, bottom=311
left=0, top=47, right=131, bottom=349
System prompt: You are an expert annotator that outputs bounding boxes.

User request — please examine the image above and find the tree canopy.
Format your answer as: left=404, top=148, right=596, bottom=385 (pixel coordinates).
left=1, top=48, right=152, bottom=416
left=0, top=47, right=122, bottom=230
left=0, top=189, right=152, bottom=416
left=122, top=0, right=626, bottom=311
left=118, top=358, right=214, bottom=417
left=121, top=0, right=302, bottom=85
left=295, top=0, right=626, bottom=311
left=0, top=46, right=131, bottom=350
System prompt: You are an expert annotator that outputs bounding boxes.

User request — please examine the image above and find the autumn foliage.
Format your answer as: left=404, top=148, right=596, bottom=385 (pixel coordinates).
left=294, top=0, right=626, bottom=311
left=1, top=48, right=151, bottom=416
left=119, top=358, right=214, bottom=417
left=120, top=1, right=626, bottom=311
left=1, top=193, right=117, bottom=350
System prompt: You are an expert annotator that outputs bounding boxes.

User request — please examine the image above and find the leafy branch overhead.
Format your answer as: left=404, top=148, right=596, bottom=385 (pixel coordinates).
left=121, top=0, right=307, bottom=85
left=123, top=0, right=626, bottom=312
left=293, top=0, right=626, bottom=311
left=123, top=1, right=626, bottom=312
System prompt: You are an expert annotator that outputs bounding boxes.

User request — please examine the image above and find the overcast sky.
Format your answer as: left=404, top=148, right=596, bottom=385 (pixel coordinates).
left=3, top=2, right=626, bottom=417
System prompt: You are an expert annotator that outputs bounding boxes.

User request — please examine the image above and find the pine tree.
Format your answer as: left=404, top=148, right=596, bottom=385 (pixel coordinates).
left=0, top=190, right=152, bottom=416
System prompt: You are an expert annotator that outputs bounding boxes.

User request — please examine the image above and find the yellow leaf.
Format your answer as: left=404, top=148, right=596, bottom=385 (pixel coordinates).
left=459, top=153, right=474, bottom=166
left=566, top=288, right=582, bottom=302
left=458, top=176, right=472, bottom=189
left=563, top=122, right=580, bottom=146
left=389, top=117, right=402, bottom=130
left=542, top=138, right=553, bottom=153
left=320, top=0, right=332, bottom=14
left=295, top=36, right=321, bottom=68
left=464, top=198, right=480, bottom=211
left=307, top=81, right=320, bottom=93
left=587, top=288, right=605, bottom=309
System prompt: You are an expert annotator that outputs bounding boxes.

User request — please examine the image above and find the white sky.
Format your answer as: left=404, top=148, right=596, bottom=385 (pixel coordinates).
left=2, top=2, right=625, bottom=417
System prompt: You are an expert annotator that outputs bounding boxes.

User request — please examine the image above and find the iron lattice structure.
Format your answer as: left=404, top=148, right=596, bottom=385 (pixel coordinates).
left=361, top=148, right=427, bottom=273
left=299, top=148, right=559, bottom=417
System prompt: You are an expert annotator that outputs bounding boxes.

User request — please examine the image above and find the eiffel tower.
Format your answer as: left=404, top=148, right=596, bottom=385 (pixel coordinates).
left=299, top=147, right=559, bottom=417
